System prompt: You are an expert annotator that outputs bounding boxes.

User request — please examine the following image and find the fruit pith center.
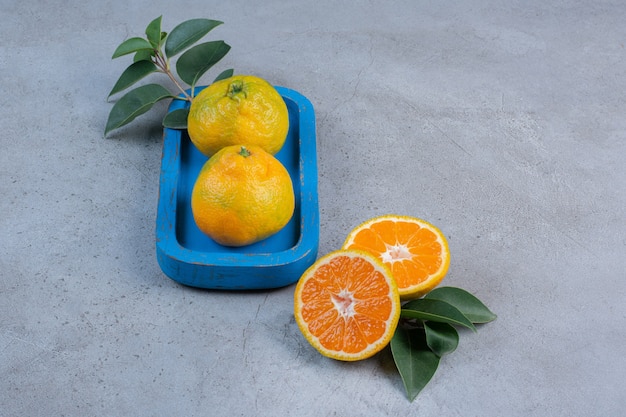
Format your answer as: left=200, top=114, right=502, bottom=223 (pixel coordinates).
left=381, top=243, right=412, bottom=263
left=331, top=289, right=356, bottom=319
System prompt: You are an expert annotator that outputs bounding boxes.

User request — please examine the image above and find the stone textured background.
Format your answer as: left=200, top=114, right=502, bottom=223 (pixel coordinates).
left=2, top=1, right=625, bottom=415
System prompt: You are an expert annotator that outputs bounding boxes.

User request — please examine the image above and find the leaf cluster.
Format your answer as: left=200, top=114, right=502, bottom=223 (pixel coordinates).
left=105, top=16, right=234, bottom=136
left=390, top=287, right=497, bottom=401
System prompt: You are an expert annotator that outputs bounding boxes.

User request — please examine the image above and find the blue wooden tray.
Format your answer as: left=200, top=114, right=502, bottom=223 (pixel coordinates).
left=156, top=87, right=319, bottom=289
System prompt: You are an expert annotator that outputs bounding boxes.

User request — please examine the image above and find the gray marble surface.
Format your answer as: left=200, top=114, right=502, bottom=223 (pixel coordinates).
left=2, top=1, right=625, bottom=415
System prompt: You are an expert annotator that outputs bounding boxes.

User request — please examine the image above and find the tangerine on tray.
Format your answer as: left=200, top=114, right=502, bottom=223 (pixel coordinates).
left=294, top=249, right=401, bottom=361
left=342, top=215, right=450, bottom=299
left=187, top=74, right=289, bottom=157
left=191, top=144, right=294, bottom=247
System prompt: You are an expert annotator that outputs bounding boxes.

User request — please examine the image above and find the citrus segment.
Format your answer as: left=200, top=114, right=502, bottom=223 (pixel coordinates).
left=294, top=250, right=401, bottom=361
left=187, top=74, right=289, bottom=156
left=342, top=215, right=450, bottom=299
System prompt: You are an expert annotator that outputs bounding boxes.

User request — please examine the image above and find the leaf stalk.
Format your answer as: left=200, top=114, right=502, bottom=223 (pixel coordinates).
left=152, top=50, right=192, bottom=101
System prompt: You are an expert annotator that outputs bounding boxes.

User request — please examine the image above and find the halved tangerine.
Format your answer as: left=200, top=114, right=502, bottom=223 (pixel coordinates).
left=293, top=249, right=401, bottom=361
left=342, top=215, right=450, bottom=299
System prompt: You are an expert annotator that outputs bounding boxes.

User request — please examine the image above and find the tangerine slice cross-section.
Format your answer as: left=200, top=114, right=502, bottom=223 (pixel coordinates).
left=343, top=215, right=450, bottom=299
left=294, top=249, right=401, bottom=361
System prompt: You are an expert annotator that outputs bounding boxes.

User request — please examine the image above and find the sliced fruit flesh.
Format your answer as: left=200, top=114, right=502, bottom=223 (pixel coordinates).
left=298, top=254, right=397, bottom=356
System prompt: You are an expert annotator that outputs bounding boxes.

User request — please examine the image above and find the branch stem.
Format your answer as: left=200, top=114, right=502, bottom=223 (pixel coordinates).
left=153, top=51, right=192, bottom=101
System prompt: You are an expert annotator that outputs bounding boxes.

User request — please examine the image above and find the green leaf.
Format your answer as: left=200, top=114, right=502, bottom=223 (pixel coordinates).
left=133, top=49, right=154, bottom=62
left=176, top=41, right=231, bottom=86
left=401, top=299, right=477, bottom=332
left=213, top=68, right=234, bottom=82
left=424, top=287, right=497, bottom=324
left=165, top=18, right=223, bottom=57
left=145, top=16, right=163, bottom=48
left=424, top=321, right=459, bottom=357
left=162, top=108, right=189, bottom=129
left=105, top=84, right=174, bottom=136
left=108, top=60, right=158, bottom=98
left=390, top=327, right=440, bottom=402
left=112, top=37, right=153, bottom=59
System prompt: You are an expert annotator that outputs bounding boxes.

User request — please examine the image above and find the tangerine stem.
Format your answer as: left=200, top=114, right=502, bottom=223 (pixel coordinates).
left=227, top=80, right=246, bottom=99
left=238, top=146, right=251, bottom=157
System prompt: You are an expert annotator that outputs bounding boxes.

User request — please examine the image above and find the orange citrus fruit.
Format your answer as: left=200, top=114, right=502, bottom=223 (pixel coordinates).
left=294, top=249, right=401, bottom=361
left=342, top=215, right=450, bottom=299
left=187, top=74, right=289, bottom=156
left=191, top=144, right=295, bottom=247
